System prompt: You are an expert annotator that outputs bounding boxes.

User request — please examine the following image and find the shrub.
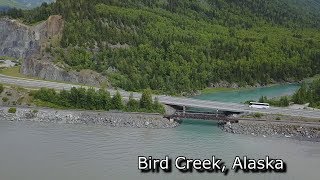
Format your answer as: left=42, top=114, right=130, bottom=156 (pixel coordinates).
left=32, top=109, right=39, bottom=114
left=29, top=90, right=37, bottom=96
left=0, top=84, right=4, bottom=94
left=2, top=97, right=9, bottom=102
left=253, top=113, right=263, bottom=118
left=8, top=107, right=17, bottom=114
left=276, top=117, right=281, bottom=120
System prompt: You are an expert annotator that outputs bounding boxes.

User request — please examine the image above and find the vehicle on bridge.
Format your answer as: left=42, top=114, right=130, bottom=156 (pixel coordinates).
left=249, top=102, right=270, bottom=109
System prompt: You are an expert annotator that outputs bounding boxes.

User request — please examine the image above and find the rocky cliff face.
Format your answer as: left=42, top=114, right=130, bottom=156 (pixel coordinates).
left=0, top=18, right=40, bottom=59
left=0, top=15, right=106, bottom=87
left=22, top=58, right=107, bottom=86
left=0, top=15, right=64, bottom=59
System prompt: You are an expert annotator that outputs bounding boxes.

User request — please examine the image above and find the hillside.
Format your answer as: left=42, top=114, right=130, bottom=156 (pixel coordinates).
left=1, top=0, right=320, bottom=94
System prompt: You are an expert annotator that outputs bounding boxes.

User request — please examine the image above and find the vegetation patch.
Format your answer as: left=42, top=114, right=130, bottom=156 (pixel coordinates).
left=2, top=97, right=9, bottom=102
left=32, top=87, right=165, bottom=114
left=0, top=84, right=4, bottom=94
left=292, top=80, right=320, bottom=108
left=8, top=107, right=17, bottom=114
left=252, top=113, right=264, bottom=118
left=258, top=96, right=290, bottom=107
left=0, top=66, right=24, bottom=78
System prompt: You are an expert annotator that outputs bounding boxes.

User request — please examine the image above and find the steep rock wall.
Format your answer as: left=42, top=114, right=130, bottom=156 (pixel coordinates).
left=0, top=15, right=106, bottom=87
left=0, top=18, right=40, bottom=59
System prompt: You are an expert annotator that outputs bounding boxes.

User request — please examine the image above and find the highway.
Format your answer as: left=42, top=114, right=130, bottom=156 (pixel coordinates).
left=1, top=74, right=320, bottom=119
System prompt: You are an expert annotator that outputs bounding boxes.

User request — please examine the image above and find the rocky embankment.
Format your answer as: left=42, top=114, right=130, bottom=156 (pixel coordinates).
left=0, top=107, right=180, bottom=129
left=221, top=121, right=320, bottom=142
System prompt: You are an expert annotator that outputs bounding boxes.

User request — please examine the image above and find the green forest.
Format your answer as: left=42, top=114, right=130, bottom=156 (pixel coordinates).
left=292, top=79, right=320, bottom=108
left=32, top=87, right=165, bottom=114
left=2, top=0, right=320, bottom=94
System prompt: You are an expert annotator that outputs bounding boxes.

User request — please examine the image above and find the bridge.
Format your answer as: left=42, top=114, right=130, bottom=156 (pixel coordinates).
left=1, top=74, right=320, bottom=119
left=164, top=110, right=239, bottom=123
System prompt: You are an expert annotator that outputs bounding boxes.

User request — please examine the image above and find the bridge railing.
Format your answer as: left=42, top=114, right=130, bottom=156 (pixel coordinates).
left=168, top=110, right=229, bottom=120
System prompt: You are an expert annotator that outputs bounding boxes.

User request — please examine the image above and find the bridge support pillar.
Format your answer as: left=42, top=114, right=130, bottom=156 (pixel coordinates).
left=183, top=106, right=186, bottom=115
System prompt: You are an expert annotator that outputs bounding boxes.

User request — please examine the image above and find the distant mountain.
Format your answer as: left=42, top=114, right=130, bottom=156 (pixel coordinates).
left=0, top=0, right=23, bottom=9
left=0, top=6, right=10, bottom=11
left=0, top=0, right=54, bottom=9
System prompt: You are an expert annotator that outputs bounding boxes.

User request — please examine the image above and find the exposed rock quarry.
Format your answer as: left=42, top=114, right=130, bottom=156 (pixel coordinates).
left=0, top=15, right=106, bottom=87
left=0, top=15, right=64, bottom=59
left=0, top=18, right=39, bottom=59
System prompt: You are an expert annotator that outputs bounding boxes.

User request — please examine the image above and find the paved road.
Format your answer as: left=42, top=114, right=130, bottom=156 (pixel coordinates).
left=1, top=74, right=320, bottom=119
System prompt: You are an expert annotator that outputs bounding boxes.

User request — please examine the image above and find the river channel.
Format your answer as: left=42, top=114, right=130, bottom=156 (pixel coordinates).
left=1, top=84, right=319, bottom=180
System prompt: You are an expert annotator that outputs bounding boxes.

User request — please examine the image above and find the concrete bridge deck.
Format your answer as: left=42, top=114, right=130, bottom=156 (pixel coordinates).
left=165, top=110, right=239, bottom=123
left=1, top=74, right=320, bottom=119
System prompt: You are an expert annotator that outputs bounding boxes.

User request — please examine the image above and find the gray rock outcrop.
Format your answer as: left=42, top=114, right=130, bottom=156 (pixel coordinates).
left=0, top=15, right=107, bottom=87
left=21, top=58, right=107, bottom=86
left=0, top=18, right=40, bottom=59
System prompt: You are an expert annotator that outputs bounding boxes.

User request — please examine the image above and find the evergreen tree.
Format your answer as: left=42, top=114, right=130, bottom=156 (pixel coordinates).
left=127, top=93, right=139, bottom=111
left=152, top=97, right=165, bottom=114
left=97, top=89, right=112, bottom=110
left=85, top=88, right=97, bottom=110
left=259, top=96, right=268, bottom=103
left=112, top=91, right=124, bottom=110
left=279, top=96, right=290, bottom=107
left=69, top=87, right=80, bottom=108
left=292, top=83, right=308, bottom=104
left=140, top=89, right=153, bottom=109
left=59, top=89, right=70, bottom=107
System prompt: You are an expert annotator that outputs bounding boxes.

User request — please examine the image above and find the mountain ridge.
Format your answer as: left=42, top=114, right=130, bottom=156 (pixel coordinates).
left=0, top=0, right=54, bottom=9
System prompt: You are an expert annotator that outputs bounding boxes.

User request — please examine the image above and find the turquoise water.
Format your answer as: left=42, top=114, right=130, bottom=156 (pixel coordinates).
left=0, top=84, right=319, bottom=180
left=194, top=84, right=300, bottom=103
